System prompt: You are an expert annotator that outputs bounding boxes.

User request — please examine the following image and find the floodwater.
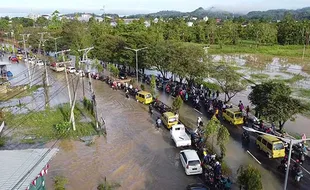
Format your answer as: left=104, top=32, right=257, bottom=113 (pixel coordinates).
left=45, top=81, right=199, bottom=190
left=145, top=54, right=310, bottom=136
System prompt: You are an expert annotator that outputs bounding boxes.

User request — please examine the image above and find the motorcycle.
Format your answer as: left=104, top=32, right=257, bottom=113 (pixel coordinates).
left=242, top=131, right=250, bottom=144
left=292, top=166, right=303, bottom=182
left=204, top=166, right=215, bottom=186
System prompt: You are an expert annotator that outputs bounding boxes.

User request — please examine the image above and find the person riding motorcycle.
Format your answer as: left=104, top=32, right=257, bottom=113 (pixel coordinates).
left=242, top=131, right=250, bottom=143
left=214, top=161, right=222, bottom=182
left=156, top=117, right=162, bottom=128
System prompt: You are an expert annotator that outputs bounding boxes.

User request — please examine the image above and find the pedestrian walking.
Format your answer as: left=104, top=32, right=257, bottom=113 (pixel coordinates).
left=156, top=117, right=162, bottom=129
left=246, top=105, right=250, bottom=117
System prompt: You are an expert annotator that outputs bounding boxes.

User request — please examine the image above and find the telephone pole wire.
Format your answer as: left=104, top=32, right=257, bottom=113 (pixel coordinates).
left=20, top=33, right=32, bottom=87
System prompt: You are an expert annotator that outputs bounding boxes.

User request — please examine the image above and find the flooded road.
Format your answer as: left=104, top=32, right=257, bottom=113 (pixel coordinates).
left=45, top=81, right=200, bottom=190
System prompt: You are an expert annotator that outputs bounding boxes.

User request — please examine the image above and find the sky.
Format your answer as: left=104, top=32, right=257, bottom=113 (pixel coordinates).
left=0, top=0, right=309, bottom=16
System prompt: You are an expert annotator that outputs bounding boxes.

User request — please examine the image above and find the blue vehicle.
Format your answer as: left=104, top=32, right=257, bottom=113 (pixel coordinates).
left=7, top=71, right=13, bottom=77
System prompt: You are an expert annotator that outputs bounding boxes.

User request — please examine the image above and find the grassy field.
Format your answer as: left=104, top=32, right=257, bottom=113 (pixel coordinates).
left=0, top=85, right=43, bottom=101
left=208, top=44, right=310, bottom=61
left=4, top=103, right=98, bottom=142
left=250, top=73, right=270, bottom=79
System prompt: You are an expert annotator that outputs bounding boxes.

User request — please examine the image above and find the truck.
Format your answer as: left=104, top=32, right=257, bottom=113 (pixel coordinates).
left=170, top=124, right=191, bottom=147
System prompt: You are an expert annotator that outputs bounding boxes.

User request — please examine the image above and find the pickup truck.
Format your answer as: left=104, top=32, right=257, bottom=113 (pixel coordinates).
left=170, top=124, right=191, bottom=147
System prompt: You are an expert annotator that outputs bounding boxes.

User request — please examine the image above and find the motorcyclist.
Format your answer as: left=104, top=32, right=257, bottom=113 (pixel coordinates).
left=197, top=117, right=202, bottom=127
left=149, top=104, right=153, bottom=115
left=242, top=130, right=250, bottom=143
left=214, top=161, right=222, bottom=181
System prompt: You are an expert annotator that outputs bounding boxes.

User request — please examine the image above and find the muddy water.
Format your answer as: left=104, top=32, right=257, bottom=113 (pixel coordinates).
left=45, top=81, right=199, bottom=190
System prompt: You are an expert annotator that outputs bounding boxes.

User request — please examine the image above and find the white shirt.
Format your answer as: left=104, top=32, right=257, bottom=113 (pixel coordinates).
left=129, top=84, right=133, bottom=89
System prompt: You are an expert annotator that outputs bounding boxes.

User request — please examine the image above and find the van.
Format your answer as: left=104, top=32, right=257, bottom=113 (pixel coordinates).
left=179, top=149, right=203, bottom=175
left=222, top=108, right=243, bottom=125
left=135, top=91, right=153, bottom=104
left=161, top=112, right=178, bottom=129
left=256, top=135, right=285, bottom=158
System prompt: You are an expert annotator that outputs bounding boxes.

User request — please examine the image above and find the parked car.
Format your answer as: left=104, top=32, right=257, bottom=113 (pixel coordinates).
left=119, top=72, right=127, bottom=80
left=179, top=149, right=203, bottom=175
left=186, top=183, right=210, bottom=190
left=67, top=67, right=76, bottom=74
left=36, top=60, right=44, bottom=66
left=170, top=124, right=191, bottom=147
left=75, top=70, right=85, bottom=77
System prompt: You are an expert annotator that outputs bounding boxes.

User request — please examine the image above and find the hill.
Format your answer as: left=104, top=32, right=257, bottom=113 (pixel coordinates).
left=246, top=7, right=310, bottom=20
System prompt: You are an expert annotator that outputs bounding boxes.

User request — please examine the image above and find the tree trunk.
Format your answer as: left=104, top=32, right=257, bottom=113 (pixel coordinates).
left=279, top=121, right=286, bottom=131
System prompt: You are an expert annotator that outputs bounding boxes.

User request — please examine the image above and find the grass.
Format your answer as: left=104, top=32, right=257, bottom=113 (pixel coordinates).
left=272, top=74, right=306, bottom=84
left=4, top=103, right=98, bottom=142
left=54, top=176, right=68, bottom=190
left=298, top=89, right=310, bottom=98
left=208, top=44, right=310, bottom=61
left=250, top=73, right=270, bottom=79
left=274, top=75, right=283, bottom=78
left=0, top=85, right=43, bottom=101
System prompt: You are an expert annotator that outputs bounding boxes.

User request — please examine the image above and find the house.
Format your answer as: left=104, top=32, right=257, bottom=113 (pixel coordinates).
left=153, top=18, right=159, bottom=23
left=28, top=13, right=39, bottom=21
left=78, top=13, right=92, bottom=22
left=144, top=21, right=151, bottom=27
left=191, top=17, right=198, bottom=21
left=203, top=16, right=209, bottom=22
left=95, top=17, right=103, bottom=22
left=0, top=148, right=58, bottom=190
left=187, top=22, right=194, bottom=27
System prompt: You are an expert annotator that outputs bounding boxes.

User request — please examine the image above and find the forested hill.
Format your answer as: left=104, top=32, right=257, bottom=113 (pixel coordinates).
left=246, top=7, right=310, bottom=20
left=127, top=7, right=310, bottom=20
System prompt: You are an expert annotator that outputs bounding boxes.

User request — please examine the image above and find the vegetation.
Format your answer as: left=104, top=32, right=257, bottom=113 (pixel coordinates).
left=250, top=73, right=269, bottom=79
left=54, top=175, right=68, bottom=190
left=0, top=137, right=5, bottom=147
left=299, top=89, right=310, bottom=98
left=97, top=177, right=120, bottom=190
left=237, top=165, right=263, bottom=190
left=212, top=65, right=247, bottom=103
left=172, top=95, right=183, bottom=113
left=204, top=116, right=230, bottom=158
left=249, top=81, right=306, bottom=130
left=150, top=75, right=156, bottom=97
left=107, top=64, right=119, bottom=78
left=4, top=103, right=97, bottom=142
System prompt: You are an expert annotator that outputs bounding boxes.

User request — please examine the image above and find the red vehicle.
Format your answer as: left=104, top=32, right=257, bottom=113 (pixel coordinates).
left=9, top=56, right=19, bottom=63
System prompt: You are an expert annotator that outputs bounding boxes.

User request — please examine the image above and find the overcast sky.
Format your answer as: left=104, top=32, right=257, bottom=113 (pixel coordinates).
left=0, top=0, right=309, bottom=16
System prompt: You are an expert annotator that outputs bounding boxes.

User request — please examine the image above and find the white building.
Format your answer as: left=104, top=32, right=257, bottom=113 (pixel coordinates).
left=203, top=16, right=209, bottom=22
left=78, top=13, right=92, bottom=22
left=153, top=18, right=159, bottom=23
left=28, top=13, right=39, bottom=20
left=187, top=22, right=194, bottom=27
left=192, top=17, right=198, bottom=21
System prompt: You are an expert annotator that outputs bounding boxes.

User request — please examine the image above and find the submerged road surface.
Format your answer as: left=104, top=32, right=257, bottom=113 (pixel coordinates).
left=45, top=81, right=200, bottom=190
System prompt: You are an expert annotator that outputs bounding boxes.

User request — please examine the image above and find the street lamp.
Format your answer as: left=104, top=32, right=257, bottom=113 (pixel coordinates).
left=243, top=126, right=310, bottom=190
left=50, top=36, right=62, bottom=55
left=124, top=47, right=148, bottom=84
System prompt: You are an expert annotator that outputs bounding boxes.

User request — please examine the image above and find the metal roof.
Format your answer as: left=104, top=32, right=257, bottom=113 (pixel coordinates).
left=0, top=148, right=59, bottom=190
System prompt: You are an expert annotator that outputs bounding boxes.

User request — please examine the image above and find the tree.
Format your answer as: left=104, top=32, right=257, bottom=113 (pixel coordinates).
left=204, top=116, right=220, bottom=151
left=212, top=65, right=246, bottom=103
left=237, top=165, right=262, bottom=190
left=54, top=176, right=68, bottom=190
left=107, top=64, right=119, bottom=78
left=91, top=59, right=103, bottom=73
left=150, top=75, right=156, bottom=97
left=172, top=95, right=183, bottom=113
left=248, top=81, right=305, bottom=131
left=217, top=126, right=230, bottom=158
left=36, top=16, right=49, bottom=27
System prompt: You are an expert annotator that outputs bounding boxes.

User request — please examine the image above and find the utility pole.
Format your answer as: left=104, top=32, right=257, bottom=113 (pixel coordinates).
left=100, top=5, right=106, bottom=23
left=20, top=33, right=32, bottom=87
left=50, top=36, right=62, bottom=55
left=55, top=49, right=72, bottom=107
left=41, top=39, right=49, bottom=86
left=38, top=32, right=48, bottom=55
left=124, top=47, right=148, bottom=83
left=69, top=77, right=80, bottom=131
left=78, top=47, right=100, bottom=129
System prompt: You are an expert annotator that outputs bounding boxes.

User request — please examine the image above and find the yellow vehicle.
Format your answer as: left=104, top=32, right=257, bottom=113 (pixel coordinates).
left=161, top=112, right=178, bottom=129
left=222, top=108, right=243, bottom=125
left=16, top=54, right=23, bottom=60
left=135, top=91, right=153, bottom=104
left=256, top=135, right=285, bottom=158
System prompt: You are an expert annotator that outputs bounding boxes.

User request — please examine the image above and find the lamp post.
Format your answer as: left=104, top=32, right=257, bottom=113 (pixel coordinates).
left=243, top=126, right=310, bottom=190
left=124, top=47, right=148, bottom=84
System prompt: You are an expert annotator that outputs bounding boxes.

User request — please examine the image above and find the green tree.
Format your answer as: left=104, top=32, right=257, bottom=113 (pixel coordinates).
left=54, top=176, right=68, bottom=190
left=217, top=126, right=230, bottom=158
left=36, top=16, right=49, bottom=27
left=172, top=95, right=183, bottom=113
left=204, top=116, right=220, bottom=151
left=237, top=165, right=262, bottom=190
left=212, top=65, right=246, bottom=103
left=0, top=18, right=9, bottom=31
left=97, top=177, right=120, bottom=190
left=150, top=75, right=156, bottom=97
left=248, top=81, right=305, bottom=131
left=91, top=59, right=103, bottom=73
left=107, top=64, right=119, bottom=78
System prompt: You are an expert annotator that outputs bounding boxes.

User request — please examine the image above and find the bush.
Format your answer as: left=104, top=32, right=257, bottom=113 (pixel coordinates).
left=54, top=122, right=70, bottom=134
left=172, top=96, right=183, bottom=112
left=0, top=137, right=5, bottom=147
left=140, top=84, right=145, bottom=91
left=83, top=97, right=94, bottom=115
left=237, top=165, right=262, bottom=190
left=97, top=177, right=120, bottom=190
left=54, top=176, right=68, bottom=190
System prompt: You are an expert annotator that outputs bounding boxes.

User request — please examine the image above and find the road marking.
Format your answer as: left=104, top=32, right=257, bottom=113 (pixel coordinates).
left=291, top=158, right=310, bottom=175
left=194, top=109, right=203, bottom=115
left=247, top=150, right=261, bottom=165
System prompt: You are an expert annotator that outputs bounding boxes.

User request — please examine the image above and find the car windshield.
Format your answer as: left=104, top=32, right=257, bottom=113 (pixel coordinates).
left=188, top=160, right=200, bottom=166
left=235, top=113, right=243, bottom=118
left=168, top=117, right=177, bottom=123
left=145, top=94, right=152, bottom=98
left=274, top=143, right=284, bottom=150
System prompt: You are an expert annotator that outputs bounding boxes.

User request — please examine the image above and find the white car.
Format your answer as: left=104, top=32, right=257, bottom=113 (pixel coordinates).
left=36, top=60, right=44, bottom=66
left=179, top=149, right=203, bottom=175
left=75, top=69, right=85, bottom=77
left=170, top=124, right=191, bottom=147
left=67, top=67, right=76, bottom=74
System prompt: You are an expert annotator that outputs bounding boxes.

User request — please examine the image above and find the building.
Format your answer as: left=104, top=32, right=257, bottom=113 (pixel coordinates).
left=203, top=16, right=209, bottom=22
left=78, top=13, right=92, bottom=22
left=28, top=13, right=39, bottom=21
left=187, top=22, right=194, bottom=27
left=41, top=15, right=50, bottom=20
left=95, top=17, right=103, bottom=22
left=0, top=148, right=58, bottom=190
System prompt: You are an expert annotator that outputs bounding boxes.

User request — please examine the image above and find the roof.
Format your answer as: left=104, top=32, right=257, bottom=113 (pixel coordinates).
left=163, top=112, right=175, bottom=117
left=226, top=108, right=242, bottom=113
left=137, top=91, right=151, bottom=95
left=260, top=135, right=282, bottom=143
left=181, top=149, right=200, bottom=161
left=0, top=148, right=59, bottom=190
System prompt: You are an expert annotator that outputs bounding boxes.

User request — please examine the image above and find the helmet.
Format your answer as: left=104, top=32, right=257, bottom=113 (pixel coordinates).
left=215, top=161, right=220, bottom=165
left=296, top=159, right=299, bottom=163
